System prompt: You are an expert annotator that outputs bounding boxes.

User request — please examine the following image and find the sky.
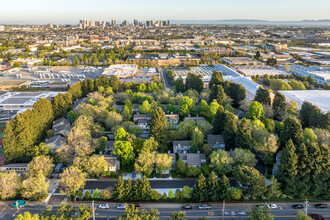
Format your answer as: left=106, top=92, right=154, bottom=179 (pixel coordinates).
left=1, top=0, right=330, bottom=24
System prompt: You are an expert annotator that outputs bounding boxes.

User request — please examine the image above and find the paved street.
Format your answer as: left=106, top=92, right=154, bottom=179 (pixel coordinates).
left=1, top=201, right=329, bottom=220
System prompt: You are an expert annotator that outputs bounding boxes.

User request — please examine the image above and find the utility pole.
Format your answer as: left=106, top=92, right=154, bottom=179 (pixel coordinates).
left=92, top=200, right=95, bottom=220
left=305, top=199, right=309, bottom=215
left=222, top=200, right=225, bottom=220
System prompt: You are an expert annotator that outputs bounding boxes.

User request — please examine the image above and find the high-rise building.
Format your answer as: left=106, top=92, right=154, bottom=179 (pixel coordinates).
left=111, top=20, right=116, bottom=27
left=95, top=21, right=100, bottom=26
left=151, top=20, right=155, bottom=26
left=106, top=22, right=110, bottom=27
left=146, top=21, right=151, bottom=27
left=167, top=20, right=171, bottom=26
left=122, top=20, right=129, bottom=26
left=134, top=19, right=138, bottom=26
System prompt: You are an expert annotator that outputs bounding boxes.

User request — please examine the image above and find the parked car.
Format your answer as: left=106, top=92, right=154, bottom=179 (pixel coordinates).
left=99, top=204, right=110, bottom=209
left=255, top=204, right=265, bottom=208
left=267, top=204, right=277, bottom=209
left=315, top=204, right=327, bottom=209
left=181, top=205, right=192, bottom=210
left=293, top=204, right=304, bottom=209
left=11, top=200, right=26, bottom=208
left=198, top=205, right=211, bottom=210
left=116, top=204, right=126, bottom=210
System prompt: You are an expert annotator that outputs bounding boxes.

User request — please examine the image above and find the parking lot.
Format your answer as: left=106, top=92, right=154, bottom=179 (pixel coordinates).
left=171, top=66, right=215, bottom=77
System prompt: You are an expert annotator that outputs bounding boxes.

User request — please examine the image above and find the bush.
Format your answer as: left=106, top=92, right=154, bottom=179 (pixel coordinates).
left=186, top=166, right=201, bottom=177
left=150, top=190, right=162, bottom=201
left=230, top=188, right=242, bottom=200
left=100, top=188, right=112, bottom=200
left=175, top=190, right=181, bottom=200
left=176, top=160, right=186, bottom=175
left=162, top=192, right=167, bottom=200
left=84, top=190, right=91, bottom=200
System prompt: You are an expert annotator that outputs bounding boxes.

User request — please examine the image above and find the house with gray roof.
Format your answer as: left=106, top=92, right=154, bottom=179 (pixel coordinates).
left=52, top=117, right=71, bottom=136
left=45, top=135, right=66, bottom=150
left=179, top=153, right=206, bottom=168
left=207, top=134, right=225, bottom=150
left=173, top=140, right=191, bottom=153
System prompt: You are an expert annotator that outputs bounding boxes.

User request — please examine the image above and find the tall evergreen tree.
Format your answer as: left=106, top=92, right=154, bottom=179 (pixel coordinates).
left=140, top=175, right=151, bottom=201
left=133, top=178, right=142, bottom=201
left=174, top=76, right=185, bottom=93
left=113, top=176, right=126, bottom=201
left=280, top=117, right=304, bottom=147
left=212, top=105, right=225, bottom=134
left=218, top=175, right=230, bottom=201
left=235, top=118, right=252, bottom=150
left=110, top=75, right=119, bottom=93
left=209, top=84, right=226, bottom=105
left=209, top=70, right=224, bottom=90
left=150, top=106, right=167, bottom=152
left=255, top=87, right=271, bottom=106
left=124, top=178, right=133, bottom=201
left=207, top=172, right=219, bottom=201
left=185, top=73, right=204, bottom=93
left=225, top=82, right=246, bottom=108
left=193, top=174, right=208, bottom=202
left=295, top=143, right=311, bottom=198
left=223, top=111, right=238, bottom=150
left=272, top=92, right=287, bottom=121
left=277, top=140, right=299, bottom=196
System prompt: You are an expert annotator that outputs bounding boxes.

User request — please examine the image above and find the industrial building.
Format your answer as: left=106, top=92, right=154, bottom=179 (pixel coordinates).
left=127, top=53, right=200, bottom=66
left=290, top=65, right=330, bottom=84
left=101, top=64, right=138, bottom=79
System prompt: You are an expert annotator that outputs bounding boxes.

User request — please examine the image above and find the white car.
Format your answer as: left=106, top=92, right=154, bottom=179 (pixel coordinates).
left=116, top=204, right=126, bottom=210
left=99, top=203, right=110, bottom=209
left=268, top=204, right=277, bottom=209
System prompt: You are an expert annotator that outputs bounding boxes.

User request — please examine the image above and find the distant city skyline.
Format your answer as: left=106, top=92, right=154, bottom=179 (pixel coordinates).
left=1, top=0, right=330, bottom=25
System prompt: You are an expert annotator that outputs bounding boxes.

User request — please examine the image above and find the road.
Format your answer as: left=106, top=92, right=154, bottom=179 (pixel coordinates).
left=160, top=68, right=173, bottom=89
left=1, top=201, right=329, bottom=220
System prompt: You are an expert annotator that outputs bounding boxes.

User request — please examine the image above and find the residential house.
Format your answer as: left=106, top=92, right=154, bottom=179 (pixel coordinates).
left=184, top=116, right=206, bottom=123
left=167, top=152, right=176, bottom=170
left=105, top=141, right=115, bottom=154
left=178, top=153, right=207, bottom=168
left=207, top=135, right=225, bottom=150
left=45, top=135, right=66, bottom=150
left=173, top=140, right=191, bottom=153
left=104, top=155, right=120, bottom=172
left=133, top=114, right=151, bottom=133
left=112, top=104, right=124, bottom=112
left=52, top=117, right=72, bottom=136
left=165, top=114, right=179, bottom=124
left=0, top=163, right=29, bottom=172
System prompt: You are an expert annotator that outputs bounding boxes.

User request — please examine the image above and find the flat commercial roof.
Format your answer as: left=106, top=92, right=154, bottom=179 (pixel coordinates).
left=280, top=90, right=330, bottom=113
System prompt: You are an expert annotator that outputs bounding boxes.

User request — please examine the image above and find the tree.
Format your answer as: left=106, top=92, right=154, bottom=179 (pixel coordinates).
left=213, top=106, right=225, bottom=134
left=176, top=160, right=186, bottom=175
left=218, top=175, right=230, bottom=200
left=179, top=96, right=195, bottom=117
left=134, top=150, right=155, bottom=176
left=267, top=58, right=277, bottom=66
left=133, top=176, right=151, bottom=201
left=114, top=141, right=135, bottom=166
left=229, top=188, right=242, bottom=200
left=223, top=111, right=238, bottom=149
left=88, top=155, right=108, bottom=178
left=191, top=127, right=204, bottom=152
left=232, top=148, right=257, bottom=167
left=300, top=101, right=325, bottom=129
left=0, top=171, right=20, bottom=200
left=124, top=178, right=133, bottom=201
left=272, top=92, right=287, bottom=120
left=41, top=203, right=92, bottom=220
left=155, top=153, right=172, bottom=174
left=247, top=206, right=274, bottom=220
left=150, top=190, right=162, bottom=201
left=185, top=73, right=203, bottom=93
left=139, top=100, right=151, bottom=114
left=296, top=211, right=313, bottom=220
left=207, top=172, right=219, bottom=201
left=233, top=166, right=267, bottom=199
left=304, top=128, right=318, bottom=143
left=280, top=117, right=303, bottom=146
left=178, top=119, right=196, bottom=139
left=110, top=76, right=119, bottom=93
left=122, top=105, right=132, bottom=121
left=193, top=174, right=208, bottom=202
left=168, top=188, right=174, bottom=199
left=246, top=101, right=265, bottom=120
left=235, top=119, right=253, bottom=150
left=21, top=174, right=49, bottom=200
left=170, top=211, right=186, bottom=220
left=209, top=85, right=226, bottom=105
left=174, top=76, right=185, bottom=93
left=209, top=70, right=224, bottom=90
left=150, top=107, right=167, bottom=151
left=59, top=166, right=86, bottom=200
left=117, top=204, right=159, bottom=220
left=27, top=155, right=54, bottom=177
left=186, top=166, right=201, bottom=177
left=226, top=82, right=246, bottom=108
left=255, top=87, right=271, bottom=106
left=142, top=137, right=159, bottom=152
left=209, top=150, right=233, bottom=175
left=113, top=176, right=126, bottom=201
left=15, top=212, right=40, bottom=220
left=181, top=186, right=193, bottom=199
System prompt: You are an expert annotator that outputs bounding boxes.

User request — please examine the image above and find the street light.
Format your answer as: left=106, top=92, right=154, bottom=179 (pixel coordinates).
left=304, top=199, right=309, bottom=215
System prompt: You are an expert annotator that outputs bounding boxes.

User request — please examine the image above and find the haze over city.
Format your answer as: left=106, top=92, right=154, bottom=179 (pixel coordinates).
left=1, top=0, right=330, bottom=24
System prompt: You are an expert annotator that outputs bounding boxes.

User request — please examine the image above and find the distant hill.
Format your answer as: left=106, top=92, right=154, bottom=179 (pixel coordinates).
left=172, top=19, right=330, bottom=26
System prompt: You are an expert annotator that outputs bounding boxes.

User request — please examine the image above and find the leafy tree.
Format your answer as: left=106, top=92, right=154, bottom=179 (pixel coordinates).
left=27, top=155, right=54, bottom=177
left=168, top=188, right=174, bottom=199
left=179, top=96, right=195, bottom=117
left=41, top=204, right=92, bottom=220
left=176, top=160, right=186, bottom=175
left=21, top=174, right=49, bottom=200
left=59, top=166, right=86, bottom=200
left=113, top=176, right=126, bottom=201
left=110, top=76, right=119, bottom=92
left=0, top=171, right=20, bottom=200
left=191, top=127, right=204, bottom=152
left=247, top=206, right=274, bottom=220
left=88, top=155, right=108, bottom=178
left=117, top=204, right=159, bottom=220
left=122, top=105, right=132, bottom=121
left=296, top=211, right=313, bottom=220
left=209, top=150, right=233, bottom=175
left=114, top=141, right=135, bottom=166
left=235, top=118, right=253, bottom=150
left=272, top=92, right=287, bottom=120
left=139, top=100, right=151, bottom=114
left=170, top=211, right=186, bottom=220
left=150, top=190, right=162, bottom=201
left=142, top=137, right=159, bottom=152
left=304, top=128, right=318, bottom=143
left=15, top=212, right=40, bottom=220
left=155, top=153, right=172, bottom=174
left=134, top=150, right=155, bottom=176
left=174, top=76, right=185, bottom=93
left=229, top=188, right=242, bottom=200
left=246, top=101, right=265, bottom=120
left=255, top=87, right=271, bottom=106
left=181, top=186, right=193, bottom=199
left=178, top=119, right=196, bottom=139
left=233, top=166, right=267, bottom=199
left=232, top=148, right=257, bottom=167
left=186, top=166, right=201, bottom=177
